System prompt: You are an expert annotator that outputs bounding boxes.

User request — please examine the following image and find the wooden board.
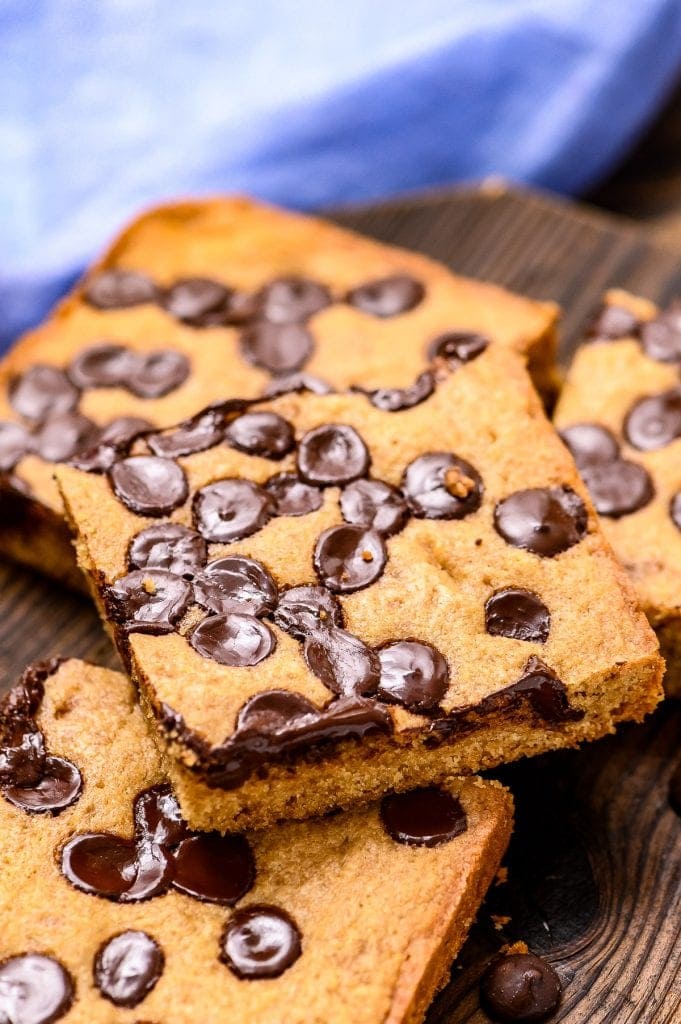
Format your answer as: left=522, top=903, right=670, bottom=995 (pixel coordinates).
left=2, top=184, right=680, bottom=1023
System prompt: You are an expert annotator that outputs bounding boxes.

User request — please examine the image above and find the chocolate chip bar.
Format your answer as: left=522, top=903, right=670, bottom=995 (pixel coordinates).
left=0, top=658, right=512, bottom=1024
left=555, top=289, right=681, bottom=695
left=56, top=344, right=663, bottom=831
left=0, top=196, right=558, bottom=587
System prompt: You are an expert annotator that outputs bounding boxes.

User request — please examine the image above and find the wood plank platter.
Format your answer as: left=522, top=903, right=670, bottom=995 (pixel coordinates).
left=2, top=184, right=680, bottom=1023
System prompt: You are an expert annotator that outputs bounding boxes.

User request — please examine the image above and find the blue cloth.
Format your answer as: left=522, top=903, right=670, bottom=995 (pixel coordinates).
left=2, top=0, right=681, bottom=348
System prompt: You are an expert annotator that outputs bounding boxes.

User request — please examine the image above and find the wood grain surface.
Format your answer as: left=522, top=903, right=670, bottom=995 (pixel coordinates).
left=2, top=185, right=680, bottom=1023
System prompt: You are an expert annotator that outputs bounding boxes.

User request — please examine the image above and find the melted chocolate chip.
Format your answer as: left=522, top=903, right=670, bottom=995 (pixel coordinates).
left=84, top=269, right=158, bottom=309
left=69, top=417, right=152, bottom=473
left=67, top=343, right=137, bottom=388
left=273, top=586, right=344, bottom=638
left=3, top=756, right=82, bottom=814
left=0, top=722, right=45, bottom=787
left=240, top=322, right=314, bottom=374
left=127, top=350, right=190, bottom=398
left=485, top=589, right=551, bottom=643
left=256, top=276, right=331, bottom=323
left=314, top=525, right=386, bottom=593
left=262, top=372, right=333, bottom=398
left=297, top=424, right=369, bottom=486
left=225, top=412, right=294, bottom=459
left=340, top=478, right=408, bottom=535
left=106, top=570, right=193, bottom=634
left=580, top=458, right=654, bottom=517
left=265, top=473, right=323, bottom=516
left=172, top=832, right=255, bottom=904
left=304, top=628, right=380, bottom=696
left=427, top=331, right=489, bottom=366
left=670, top=491, right=681, bottom=533
left=99, top=416, right=153, bottom=447
left=640, top=303, right=681, bottom=362
left=377, top=641, right=448, bottom=712
left=193, top=479, right=272, bottom=542
left=0, top=420, right=31, bottom=472
left=503, top=656, right=582, bottom=724
left=402, top=452, right=482, bottom=519
left=363, top=370, right=434, bottom=412
left=347, top=275, right=425, bottom=317
left=162, top=277, right=233, bottom=327
left=61, top=832, right=172, bottom=901
left=588, top=303, right=639, bottom=340
left=32, top=412, right=99, bottom=463
left=94, top=931, right=164, bottom=1008
left=221, top=905, right=302, bottom=979
left=190, top=613, right=276, bottom=666
left=9, top=366, right=80, bottom=423
left=559, top=423, right=620, bottom=467
left=480, top=953, right=562, bottom=1023
left=133, top=785, right=189, bottom=847
left=380, top=787, right=467, bottom=846
left=193, top=557, right=277, bottom=616
left=147, top=408, right=225, bottom=458
left=128, top=524, right=207, bottom=576
left=494, top=487, right=587, bottom=556
left=624, top=389, right=681, bottom=451
left=0, top=954, right=74, bottom=1024
left=110, top=456, right=188, bottom=516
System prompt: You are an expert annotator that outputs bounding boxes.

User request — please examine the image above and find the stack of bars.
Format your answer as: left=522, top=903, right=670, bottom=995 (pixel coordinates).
left=0, top=199, right=669, bottom=1024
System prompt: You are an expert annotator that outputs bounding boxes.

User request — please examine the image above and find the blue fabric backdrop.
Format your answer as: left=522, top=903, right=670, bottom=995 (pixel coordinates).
left=2, top=0, right=681, bottom=348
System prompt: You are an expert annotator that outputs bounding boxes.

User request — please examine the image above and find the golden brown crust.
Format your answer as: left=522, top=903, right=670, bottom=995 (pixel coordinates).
left=0, top=658, right=513, bottom=1024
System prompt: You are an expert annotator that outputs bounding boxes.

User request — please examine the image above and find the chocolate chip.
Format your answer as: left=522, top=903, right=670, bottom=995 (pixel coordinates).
left=67, top=343, right=137, bottom=388
left=304, top=627, right=380, bottom=696
left=147, top=408, right=225, bottom=458
left=70, top=416, right=153, bottom=473
left=265, top=473, right=323, bottom=516
left=128, top=524, right=207, bottom=576
left=624, top=389, right=681, bottom=451
left=380, top=787, right=467, bottom=846
left=9, top=366, right=80, bottom=423
left=110, top=456, right=188, bottom=516
left=225, top=412, right=295, bottom=459
left=32, top=412, right=99, bottom=463
left=494, top=486, right=587, bottom=556
left=99, top=416, right=153, bottom=447
left=480, top=952, right=562, bottom=1023
left=94, top=931, right=164, bottom=1008
left=314, top=525, right=386, bottom=593
left=0, top=954, right=74, bottom=1024
left=485, top=589, right=551, bottom=643
left=189, top=613, right=276, bottom=666
left=273, top=586, right=344, bottom=639
left=506, top=655, right=581, bottom=723
left=172, top=832, right=255, bottom=904
left=255, top=276, right=331, bottom=323
left=340, top=478, right=408, bottom=535
left=427, top=331, right=489, bottom=365
left=671, top=492, right=681, bottom=533
left=588, top=303, right=639, bottom=340
left=193, top=557, right=277, bottom=616
left=220, top=905, right=302, bottom=980
left=127, top=350, right=190, bottom=398
left=240, top=322, right=314, bottom=375
left=235, top=689, right=323, bottom=733
left=580, top=459, right=654, bottom=517
left=376, top=641, right=449, bottom=711
left=363, top=370, right=434, bottom=412
left=262, top=372, right=333, bottom=398
left=3, top=756, right=82, bottom=814
left=559, top=423, right=620, bottom=467
left=640, top=303, right=681, bottom=362
left=0, top=722, right=45, bottom=787
left=193, top=479, right=272, bottom=542
left=133, top=785, right=189, bottom=847
left=61, top=832, right=173, bottom=901
left=84, top=269, right=158, bottom=309
left=402, top=452, right=482, bottom=519
left=162, top=277, right=233, bottom=327
left=105, top=570, right=193, bottom=634
left=347, top=275, right=425, bottom=317
left=297, top=424, right=369, bottom=486
left=0, top=421, right=31, bottom=472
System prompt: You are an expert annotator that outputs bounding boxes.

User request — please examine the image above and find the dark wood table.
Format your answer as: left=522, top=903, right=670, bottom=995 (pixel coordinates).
left=2, top=184, right=680, bottom=1023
